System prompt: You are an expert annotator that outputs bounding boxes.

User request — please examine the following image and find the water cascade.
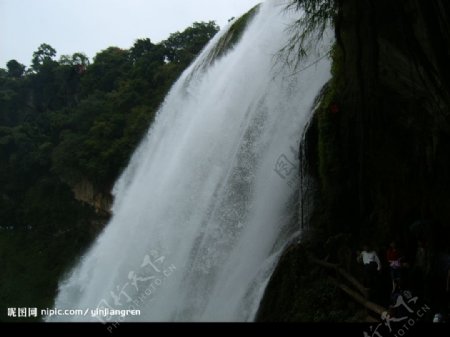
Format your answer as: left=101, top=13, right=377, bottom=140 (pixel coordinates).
left=51, top=0, right=332, bottom=322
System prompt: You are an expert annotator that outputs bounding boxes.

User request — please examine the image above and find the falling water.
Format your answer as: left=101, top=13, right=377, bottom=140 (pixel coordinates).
left=51, top=0, right=332, bottom=322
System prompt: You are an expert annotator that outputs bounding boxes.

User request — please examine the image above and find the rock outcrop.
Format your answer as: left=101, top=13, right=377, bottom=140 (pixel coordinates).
left=72, top=179, right=112, bottom=215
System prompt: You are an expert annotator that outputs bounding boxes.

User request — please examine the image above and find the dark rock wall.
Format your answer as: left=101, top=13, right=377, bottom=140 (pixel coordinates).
left=335, top=0, right=450, bottom=242
left=257, top=0, right=450, bottom=321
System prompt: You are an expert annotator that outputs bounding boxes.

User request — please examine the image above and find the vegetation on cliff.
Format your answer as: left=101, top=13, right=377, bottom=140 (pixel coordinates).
left=0, top=21, right=218, bottom=321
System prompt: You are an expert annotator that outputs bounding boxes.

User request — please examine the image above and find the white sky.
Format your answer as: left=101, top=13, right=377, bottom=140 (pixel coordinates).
left=0, top=0, right=262, bottom=68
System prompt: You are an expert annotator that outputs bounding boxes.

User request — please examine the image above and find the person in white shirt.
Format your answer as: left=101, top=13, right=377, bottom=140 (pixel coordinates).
left=357, top=245, right=381, bottom=289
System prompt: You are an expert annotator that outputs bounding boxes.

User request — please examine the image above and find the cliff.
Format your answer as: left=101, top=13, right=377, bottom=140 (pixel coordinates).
left=71, top=179, right=112, bottom=215
left=258, top=0, right=450, bottom=321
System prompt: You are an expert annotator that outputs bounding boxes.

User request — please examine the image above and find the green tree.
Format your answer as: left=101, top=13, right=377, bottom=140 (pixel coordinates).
left=6, top=60, right=26, bottom=78
left=31, top=43, right=57, bottom=72
left=71, top=52, right=90, bottom=67
left=0, top=19, right=221, bottom=321
left=60, top=53, right=90, bottom=69
left=130, top=38, right=156, bottom=62
left=163, top=21, right=219, bottom=64
left=281, top=0, right=335, bottom=67
left=81, top=47, right=130, bottom=94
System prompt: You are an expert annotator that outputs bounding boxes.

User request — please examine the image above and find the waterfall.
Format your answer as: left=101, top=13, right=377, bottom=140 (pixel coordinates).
left=51, top=0, right=332, bottom=322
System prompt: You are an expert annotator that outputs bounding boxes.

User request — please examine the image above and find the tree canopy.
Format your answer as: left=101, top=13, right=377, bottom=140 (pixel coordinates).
left=0, top=21, right=219, bottom=321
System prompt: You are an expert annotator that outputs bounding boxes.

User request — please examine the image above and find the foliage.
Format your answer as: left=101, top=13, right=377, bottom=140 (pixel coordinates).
left=163, top=21, right=219, bottom=64
left=6, top=60, right=25, bottom=78
left=281, top=0, right=336, bottom=68
left=0, top=21, right=218, bottom=321
left=31, top=43, right=57, bottom=72
left=209, top=4, right=260, bottom=61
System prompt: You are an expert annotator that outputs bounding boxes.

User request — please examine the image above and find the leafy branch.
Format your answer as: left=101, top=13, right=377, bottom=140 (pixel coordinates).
left=279, top=0, right=336, bottom=69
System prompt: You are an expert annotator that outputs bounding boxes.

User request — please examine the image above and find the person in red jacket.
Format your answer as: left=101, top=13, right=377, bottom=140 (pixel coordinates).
left=387, top=241, right=402, bottom=292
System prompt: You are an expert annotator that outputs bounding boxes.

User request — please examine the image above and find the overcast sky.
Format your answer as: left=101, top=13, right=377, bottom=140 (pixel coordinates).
left=0, top=0, right=262, bottom=68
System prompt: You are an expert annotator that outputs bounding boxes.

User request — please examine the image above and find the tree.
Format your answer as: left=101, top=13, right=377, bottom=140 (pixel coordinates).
left=6, top=60, right=26, bottom=78
left=280, top=0, right=336, bottom=68
left=58, top=55, right=73, bottom=66
left=71, top=53, right=90, bottom=67
left=0, top=20, right=222, bottom=321
left=59, top=53, right=90, bottom=74
left=163, top=21, right=219, bottom=64
left=130, top=38, right=155, bottom=62
left=31, top=43, right=57, bottom=72
left=81, top=47, right=130, bottom=94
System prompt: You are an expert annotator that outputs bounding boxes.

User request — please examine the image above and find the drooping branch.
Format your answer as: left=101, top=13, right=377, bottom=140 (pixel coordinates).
left=306, top=252, right=387, bottom=318
left=278, top=0, right=336, bottom=68
left=308, top=254, right=369, bottom=298
left=330, top=279, right=387, bottom=317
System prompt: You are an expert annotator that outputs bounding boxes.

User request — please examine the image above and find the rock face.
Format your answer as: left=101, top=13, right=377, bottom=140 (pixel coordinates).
left=334, top=0, right=450, bottom=239
left=257, top=0, right=450, bottom=321
left=72, top=179, right=112, bottom=215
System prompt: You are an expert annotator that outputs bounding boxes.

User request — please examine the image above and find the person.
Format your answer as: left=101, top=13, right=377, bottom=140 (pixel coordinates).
left=358, top=245, right=381, bottom=289
left=387, top=241, right=402, bottom=291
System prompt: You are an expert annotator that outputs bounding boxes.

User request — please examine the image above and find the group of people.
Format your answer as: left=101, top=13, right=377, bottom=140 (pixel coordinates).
left=356, top=240, right=449, bottom=322
left=357, top=241, right=425, bottom=290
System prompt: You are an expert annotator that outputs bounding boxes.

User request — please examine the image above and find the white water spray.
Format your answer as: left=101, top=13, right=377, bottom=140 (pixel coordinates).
left=51, top=0, right=332, bottom=322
